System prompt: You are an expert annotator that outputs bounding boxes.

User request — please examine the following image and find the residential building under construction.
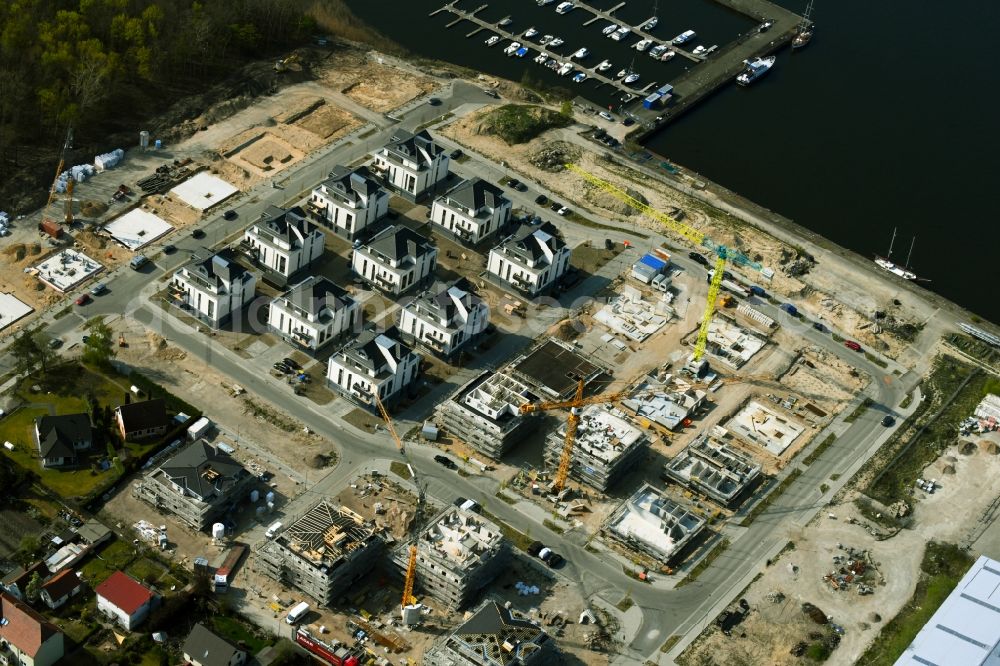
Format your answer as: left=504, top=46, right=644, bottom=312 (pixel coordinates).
left=605, top=484, right=706, bottom=565
left=392, top=506, right=508, bottom=610
left=423, top=599, right=558, bottom=665
left=435, top=371, right=539, bottom=459
left=254, top=501, right=383, bottom=605
left=543, top=405, right=648, bottom=491
left=662, top=436, right=762, bottom=507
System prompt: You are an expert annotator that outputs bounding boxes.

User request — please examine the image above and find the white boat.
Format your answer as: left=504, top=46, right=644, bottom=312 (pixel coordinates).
left=692, top=45, right=706, bottom=56
left=573, top=72, right=587, bottom=83
left=615, top=68, right=628, bottom=79
left=672, top=30, right=696, bottom=44
left=635, top=39, right=652, bottom=52
left=555, top=1, right=575, bottom=14
left=611, top=27, right=630, bottom=42
left=643, top=17, right=659, bottom=30
left=649, top=44, right=667, bottom=58
left=485, top=36, right=500, bottom=47
left=874, top=230, right=918, bottom=280
left=572, top=47, right=589, bottom=59
left=499, top=18, right=513, bottom=27
left=524, top=27, right=539, bottom=39
left=539, top=34, right=554, bottom=45
left=624, top=72, right=640, bottom=84
left=557, top=62, right=574, bottom=76
left=534, top=51, right=549, bottom=64
left=515, top=47, right=529, bottom=58
left=545, top=58, right=560, bottom=69
left=504, top=41, right=521, bottom=55
left=758, top=19, right=774, bottom=32
left=538, top=0, right=555, bottom=5
left=550, top=36, right=564, bottom=47
left=660, top=49, right=676, bottom=61
left=596, top=59, right=612, bottom=71
left=735, top=55, right=775, bottom=86
left=602, top=23, right=619, bottom=36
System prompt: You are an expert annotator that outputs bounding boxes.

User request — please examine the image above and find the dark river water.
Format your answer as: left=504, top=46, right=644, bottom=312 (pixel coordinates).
left=346, top=0, right=1000, bottom=324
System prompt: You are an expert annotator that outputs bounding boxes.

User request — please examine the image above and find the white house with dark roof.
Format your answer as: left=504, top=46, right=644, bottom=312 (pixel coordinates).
left=240, top=206, right=324, bottom=280
left=372, top=129, right=450, bottom=200
left=171, top=249, right=256, bottom=328
left=182, top=623, right=247, bottom=666
left=326, top=328, right=421, bottom=405
left=429, top=178, right=511, bottom=246
left=268, top=276, right=360, bottom=352
left=351, top=225, right=437, bottom=296
left=310, top=165, right=389, bottom=240
left=34, top=413, right=92, bottom=468
left=486, top=222, right=571, bottom=297
left=132, top=439, right=254, bottom=531
left=398, top=280, right=489, bottom=357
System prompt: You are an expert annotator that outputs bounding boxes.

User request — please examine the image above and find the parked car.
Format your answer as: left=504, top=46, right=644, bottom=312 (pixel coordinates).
left=527, top=541, right=544, bottom=557
left=598, top=111, right=614, bottom=121
left=507, top=178, right=521, bottom=189
left=427, top=97, right=442, bottom=106
left=47, top=338, right=62, bottom=350
left=844, top=340, right=862, bottom=352
left=273, top=362, right=290, bottom=373
left=881, top=415, right=895, bottom=427
left=162, top=244, right=176, bottom=254
left=75, top=294, right=91, bottom=306
left=550, top=201, right=562, bottom=212
left=129, top=255, right=149, bottom=270
left=812, top=322, right=826, bottom=332
left=434, top=455, right=458, bottom=470
left=223, top=209, right=238, bottom=220
left=535, top=194, right=548, bottom=205
left=191, top=228, right=206, bottom=239
left=482, top=88, right=499, bottom=98
left=688, top=252, right=709, bottom=266
left=283, top=357, right=301, bottom=370
left=622, top=117, right=635, bottom=126
left=449, top=149, right=463, bottom=160
left=557, top=206, right=570, bottom=216
left=90, top=283, right=108, bottom=296
left=546, top=552, right=565, bottom=568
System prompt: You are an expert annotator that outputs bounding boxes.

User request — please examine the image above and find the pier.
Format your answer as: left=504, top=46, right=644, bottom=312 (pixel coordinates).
left=571, top=1, right=701, bottom=63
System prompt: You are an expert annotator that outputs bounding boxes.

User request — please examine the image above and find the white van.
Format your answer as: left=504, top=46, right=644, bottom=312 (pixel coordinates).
left=265, top=521, right=283, bottom=538
left=285, top=601, right=310, bottom=624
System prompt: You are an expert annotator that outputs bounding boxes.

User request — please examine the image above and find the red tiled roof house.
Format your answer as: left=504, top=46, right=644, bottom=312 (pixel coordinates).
left=95, top=571, right=157, bottom=630
left=0, top=592, right=64, bottom=666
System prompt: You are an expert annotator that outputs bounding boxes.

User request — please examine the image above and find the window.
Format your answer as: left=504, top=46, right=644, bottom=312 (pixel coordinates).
left=207, top=301, right=215, bottom=318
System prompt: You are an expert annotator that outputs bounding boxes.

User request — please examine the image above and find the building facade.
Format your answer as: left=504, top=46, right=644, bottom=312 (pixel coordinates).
left=423, top=600, right=557, bottom=666
left=310, top=165, right=389, bottom=240
left=268, top=276, right=360, bottom=353
left=351, top=225, right=437, bottom=297
left=326, top=329, right=421, bottom=406
left=0, top=592, right=64, bottom=666
left=371, top=129, right=450, bottom=201
left=34, top=413, right=92, bottom=468
left=398, top=280, right=489, bottom=357
left=486, top=222, right=571, bottom=297
left=94, top=571, right=156, bottom=630
left=240, top=206, right=324, bottom=280
left=115, top=399, right=169, bottom=442
left=132, top=440, right=254, bottom=531
left=171, top=249, right=256, bottom=328
left=429, top=178, right=511, bottom=246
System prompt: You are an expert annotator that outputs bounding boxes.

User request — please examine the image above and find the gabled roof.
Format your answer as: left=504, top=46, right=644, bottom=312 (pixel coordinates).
left=321, top=165, right=381, bottom=204
left=253, top=205, right=316, bottom=244
left=380, top=129, right=444, bottom=167
left=281, top=276, right=355, bottom=317
left=184, top=248, right=248, bottom=286
left=441, top=178, right=508, bottom=213
left=40, top=569, right=81, bottom=601
left=36, top=413, right=91, bottom=459
left=496, top=222, right=566, bottom=266
left=406, top=279, right=483, bottom=325
left=94, top=571, right=153, bottom=615
left=448, top=601, right=548, bottom=665
left=182, top=622, right=244, bottom=666
left=157, top=440, right=248, bottom=501
left=340, top=327, right=414, bottom=373
left=0, top=591, right=62, bottom=657
left=363, top=225, right=435, bottom=263
left=116, top=399, right=168, bottom=434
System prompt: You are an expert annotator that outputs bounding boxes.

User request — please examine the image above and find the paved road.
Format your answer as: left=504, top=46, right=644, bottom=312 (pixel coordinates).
left=0, top=79, right=933, bottom=664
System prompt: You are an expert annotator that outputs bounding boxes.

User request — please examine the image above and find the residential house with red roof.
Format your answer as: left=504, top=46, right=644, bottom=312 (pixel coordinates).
left=0, top=591, right=64, bottom=666
left=94, top=571, right=157, bottom=630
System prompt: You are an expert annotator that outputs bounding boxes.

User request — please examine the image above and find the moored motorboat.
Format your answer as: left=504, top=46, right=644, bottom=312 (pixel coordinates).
left=649, top=44, right=668, bottom=58
left=524, top=27, right=539, bottom=39
left=735, top=56, right=775, bottom=85
left=555, top=1, right=575, bottom=14
left=595, top=59, right=612, bottom=71
left=550, top=36, right=565, bottom=47
left=485, top=36, right=500, bottom=47
left=624, top=72, right=640, bottom=84
left=534, top=51, right=549, bottom=64
left=611, top=27, right=630, bottom=41
left=643, top=17, right=658, bottom=30
left=615, top=67, right=628, bottom=79
left=603, top=23, right=619, bottom=36
left=515, top=47, right=529, bottom=58
left=572, top=46, right=589, bottom=59
left=573, top=72, right=587, bottom=83
left=557, top=62, right=573, bottom=75
left=504, top=41, right=521, bottom=55
left=635, top=39, right=652, bottom=52
left=660, top=49, right=676, bottom=61
left=672, top=29, right=695, bottom=44
left=692, top=45, right=706, bottom=56
left=498, top=18, right=513, bottom=27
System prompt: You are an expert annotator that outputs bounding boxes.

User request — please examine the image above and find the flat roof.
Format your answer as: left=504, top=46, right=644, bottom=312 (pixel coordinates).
left=556, top=405, right=645, bottom=464
left=0, top=293, right=33, bottom=333
left=606, top=484, right=705, bottom=562
left=104, top=208, right=174, bottom=250
left=897, top=555, right=1000, bottom=666
left=509, top=338, right=603, bottom=399
left=34, top=249, right=104, bottom=292
left=458, top=371, right=535, bottom=425
left=170, top=172, right=238, bottom=211
left=726, top=401, right=804, bottom=456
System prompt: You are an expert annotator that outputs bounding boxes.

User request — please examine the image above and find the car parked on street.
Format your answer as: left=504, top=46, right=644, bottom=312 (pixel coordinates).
left=535, top=194, right=548, bottom=205
left=191, top=228, right=205, bottom=239
left=688, top=252, right=709, bottom=266
left=434, top=455, right=458, bottom=469
left=845, top=340, right=862, bottom=352
left=75, top=294, right=91, bottom=306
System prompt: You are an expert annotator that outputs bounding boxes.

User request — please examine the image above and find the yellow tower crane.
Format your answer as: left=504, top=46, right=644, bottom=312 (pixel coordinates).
left=374, top=392, right=404, bottom=453
left=563, top=163, right=763, bottom=362
left=401, top=544, right=417, bottom=610
left=42, top=128, right=74, bottom=228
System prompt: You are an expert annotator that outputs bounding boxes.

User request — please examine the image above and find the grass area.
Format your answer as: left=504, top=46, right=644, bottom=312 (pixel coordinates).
left=820, top=483, right=830, bottom=493
left=739, top=469, right=803, bottom=527
left=126, top=556, right=166, bottom=585
left=899, top=391, right=914, bottom=409
left=211, top=615, right=274, bottom=654
left=844, top=397, right=875, bottom=423
left=543, top=519, right=565, bottom=535
left=857, top=542, right=973, bottom=665
left=660, top=635, right=682, bottom=653
left=802, top=433, right=837, bottom=466
left=946, top=332, right=1000, bottom=372
left=80, top=539, right=138, bottom=585
left=495, top=491, right=517, bottom=505
left=480, top=508, right=534, bottom=552
left=357, top=127, right=378, bottom=140
left=615, top=595, right=634, bottom=612
left=866, top=356, right=986, bottom=505
left=53, top=305, right=72, bottom=320
left=565, top=210, right=650, bottom=239
left=414, top=112, right=454, bottom=132
left=389, top=461, right=412, bottom=481
left=479, top=104, right=572, bottom=144
left=866, top=352, right=889, bottom=368
left=676, top=538, right=731, bottom=588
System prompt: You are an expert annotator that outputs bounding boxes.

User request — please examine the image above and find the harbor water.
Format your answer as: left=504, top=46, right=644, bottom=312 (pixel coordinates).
left=346, top=0, right=1000, bottom=324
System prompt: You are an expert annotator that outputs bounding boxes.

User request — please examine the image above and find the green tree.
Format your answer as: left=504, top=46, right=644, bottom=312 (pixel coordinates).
left=25, top=571, right=41, bottom=601
left=82, top=320, right=116, bottom=367
left=560, top=100, right=573, bottom=118
left=10, top=328, right=46, bottom=376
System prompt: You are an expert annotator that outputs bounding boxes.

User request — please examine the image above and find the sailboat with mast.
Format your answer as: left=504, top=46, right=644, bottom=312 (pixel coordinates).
left=792, top=0, right=814, bottom=50
left=874, top=228, right=919, bottom=281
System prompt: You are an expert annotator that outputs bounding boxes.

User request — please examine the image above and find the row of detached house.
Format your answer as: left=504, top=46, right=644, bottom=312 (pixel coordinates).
left=165, top=128, right=571, bottom=406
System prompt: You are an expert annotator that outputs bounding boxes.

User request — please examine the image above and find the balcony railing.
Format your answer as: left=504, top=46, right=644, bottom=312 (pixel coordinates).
left=291, top=330, right=313, bottom=346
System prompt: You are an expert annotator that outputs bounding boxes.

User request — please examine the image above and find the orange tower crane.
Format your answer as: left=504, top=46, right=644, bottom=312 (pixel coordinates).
left=401, top=545, right=418, bottom=610
left=374, top=392, right=404, bottom=453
